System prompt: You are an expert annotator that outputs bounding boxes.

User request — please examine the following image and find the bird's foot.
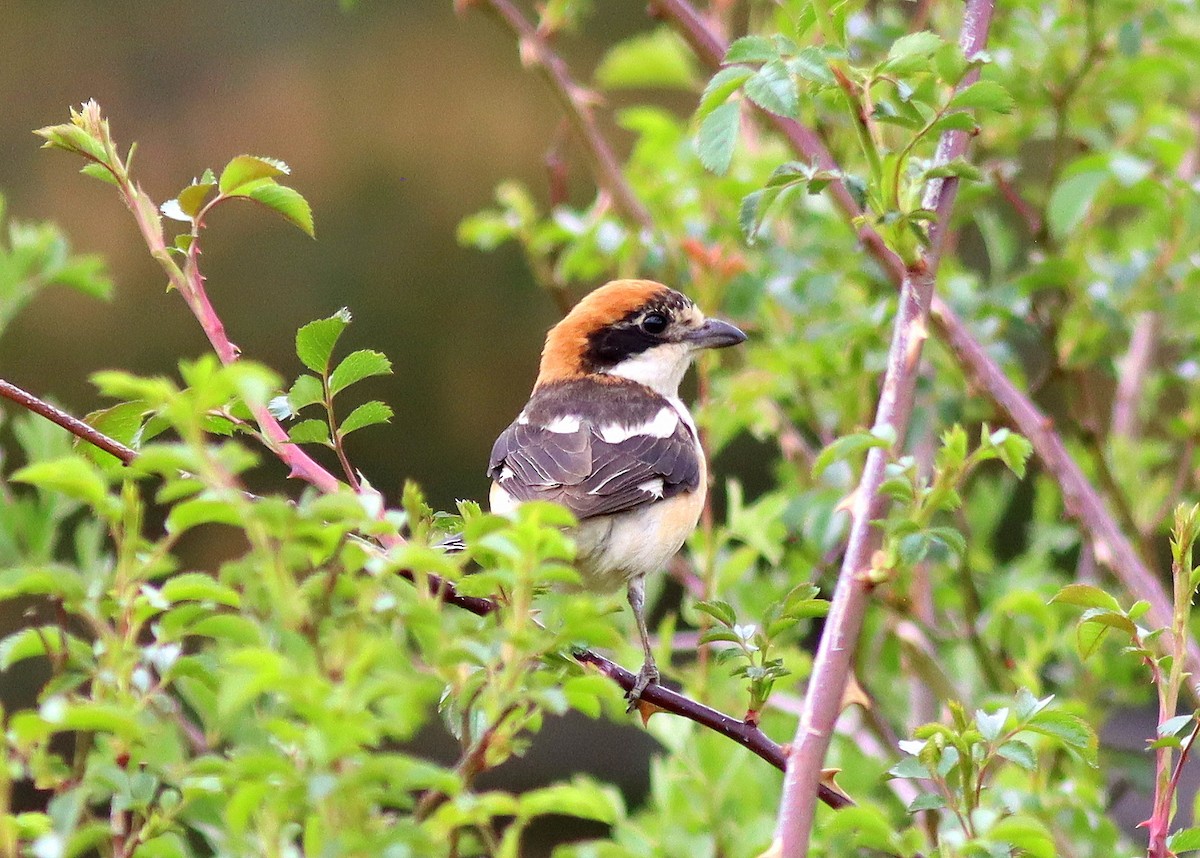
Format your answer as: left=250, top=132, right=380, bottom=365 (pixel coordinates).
left=625, top=660, right=660, bottom=713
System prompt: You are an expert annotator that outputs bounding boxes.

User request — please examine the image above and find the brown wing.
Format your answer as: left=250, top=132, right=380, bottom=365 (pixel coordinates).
left=487, top=382, right=700, bottom=521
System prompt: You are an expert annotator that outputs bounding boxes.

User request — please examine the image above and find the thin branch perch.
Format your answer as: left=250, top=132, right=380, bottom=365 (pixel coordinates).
left=0, top=378, right=136, bottom=465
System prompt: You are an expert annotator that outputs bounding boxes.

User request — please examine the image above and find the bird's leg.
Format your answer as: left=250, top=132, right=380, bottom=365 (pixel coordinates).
left=626, top=575, right=659, bottom=712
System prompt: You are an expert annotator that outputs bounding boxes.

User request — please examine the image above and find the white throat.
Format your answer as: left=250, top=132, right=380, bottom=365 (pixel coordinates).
left=603, top=342, right=694, bottom=397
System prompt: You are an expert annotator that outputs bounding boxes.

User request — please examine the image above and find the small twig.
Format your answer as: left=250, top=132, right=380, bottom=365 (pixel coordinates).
left=991, top=168, right=1043, bottom=236
left=0, top=378, right=136, bottom=465
left=774, top=1, right=996, bottom=852
left=461, top=0, right=655, bottom=233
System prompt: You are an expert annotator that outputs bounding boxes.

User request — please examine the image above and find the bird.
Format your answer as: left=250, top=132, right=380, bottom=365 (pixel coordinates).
left=487, top=279, right=747, bottom=708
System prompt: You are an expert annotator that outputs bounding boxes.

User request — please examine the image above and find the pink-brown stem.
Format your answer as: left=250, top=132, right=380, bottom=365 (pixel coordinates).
left=774, top=1, right=996, bottom=852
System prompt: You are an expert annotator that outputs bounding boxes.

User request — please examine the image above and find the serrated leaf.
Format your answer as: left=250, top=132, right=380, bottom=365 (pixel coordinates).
left=787, top=47, right=835, bottom=84
left=218, top=155, right=289, bottom=194
left=176, top=181, right=217, bottom=218
left=694, top=599, right=737, bottom=626
left=997, top=739, right=1037, bottom=770
left=1051, top=583, right=1122, bottom=612
left=888, top=31, right=943, bottom=62
left=696, top=102, right=740, bottom=175
left=812, top=430, right=892, bottom=478
left=80, top=162, right=119, bottom=185
left=243, top=182, right=314, bottom=237
left=1159, top=714, right=1194, bottom=738
left=743, top=60, right=797, bottom=118
left=698, top=67, right=754, bottom=116
left=284, top=374, right=324, bottom=413
left=288, top=419, right=331, bottom=445
left=1169, top=828, right=1200, bottom=853
left=1047, top=170, right=1107, bottom=241
left=161, top=572, right=241, bottom=608
left=948, top=79, right=1015, bottom=113
left=329, top=350, right=392, bottom=396
left=888, top=755, right=929, bottom=779
left=976, top=707, right=1008, bottom=741
left=1025, top=710, right=1097, bottom=762
left=907, top=793, right=945, bottom=812
left=296, top=309, right=351, bottom=373
left=12, top=457, right=109, bottom=511
left=165, top=497, right=244, bottom=535
left=339, top=401, right=393, bottom=436
left=725, top=35, right=777, bottom=63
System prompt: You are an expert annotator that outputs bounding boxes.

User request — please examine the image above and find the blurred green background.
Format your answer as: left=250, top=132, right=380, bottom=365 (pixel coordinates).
left=0, top=0, right=651, bottom=513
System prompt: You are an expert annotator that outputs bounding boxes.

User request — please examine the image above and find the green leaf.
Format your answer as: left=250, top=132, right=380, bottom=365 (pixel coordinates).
left=696, top=102, right=741, bottom=175
left=80, top=162, right=118, bottom=185
left=1025, top=710, right=1098, bottom=763
left=218, top=155, right=289, bottom=194
left=989, top=816, right=1055, bottom=858
left=165, top=497, right=244, bottom=535
left=243, top=182, right=314, bottom=238
left=339, top=401, right=394, bottom=436
left=698, top=67, right=754, bottom=116
left=176, top=181, right=217, bottom=218
left=906, top=793, right=945, bottom=813
left=288, top=419, right=332, bottom=445
left=12, top=456, right=109, bottom=511
left=997, top=739, right=1037, bottom=770
left=787, top=47, right=835, bottom=85
left=296, top=309, right=351, bottom=373
left=517, top=779, right=622, bottom=824
left=595, top=28, right=697, bottom=90
left=1047, top=170, right=1107, bottom=240
left=329, top=350, right=392, bottom=396
left=948, top=79, right=1015, bottom=113
left=812, top=429, right=893, bottom=478
left=694, top=599, right=737, bottom=626
left=725, top=35, right=777, bottom=64
left=743, top=60, right=797, bottom=118
left=286, top=374, right=325, bottom=412
left=888, top=31, right=943, bottom=62
left=976, top=707, right=1008, bottom=741
left=1169, top=828, right=1200, bottom=854
left=161, top=572, right=241, bottom=607
left=888, top=755, right=929, bottom=779
left=1159, top=714, right=1194, bottom=738
left=1050, top=583, right=1122, bottom=612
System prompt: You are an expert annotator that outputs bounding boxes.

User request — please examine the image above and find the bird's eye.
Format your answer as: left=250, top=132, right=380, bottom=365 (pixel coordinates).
left=641, top=313, right=668, bottom=335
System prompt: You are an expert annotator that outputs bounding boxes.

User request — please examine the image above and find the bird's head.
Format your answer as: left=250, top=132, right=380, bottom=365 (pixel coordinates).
left=535, top=279, right=746, bottom=397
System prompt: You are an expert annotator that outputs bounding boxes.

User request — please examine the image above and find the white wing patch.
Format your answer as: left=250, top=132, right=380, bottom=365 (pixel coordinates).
left=543, top=414, right=582, bottom=434
left=636, top=478, right=665, bottom=499
left=598, top=407, right=679, bottom=444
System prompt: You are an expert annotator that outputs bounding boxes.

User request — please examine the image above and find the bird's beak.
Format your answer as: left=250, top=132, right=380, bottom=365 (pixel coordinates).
left=684, top=318, right=747, bottom=350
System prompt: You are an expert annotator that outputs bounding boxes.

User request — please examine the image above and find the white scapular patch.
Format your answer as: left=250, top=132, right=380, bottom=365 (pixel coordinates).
left=636, top=478, right=665, bottom=498
left=598, top=407, right=679, bottom=444
left=497, top=464, right=515, bottom=481
left=543, top=414, right=582, bottom=433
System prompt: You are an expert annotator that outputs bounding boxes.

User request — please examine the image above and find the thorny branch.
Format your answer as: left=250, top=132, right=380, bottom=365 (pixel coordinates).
left=648, top=0, right=1200, bottom=699
left=772, top=1, right=996, bottom=852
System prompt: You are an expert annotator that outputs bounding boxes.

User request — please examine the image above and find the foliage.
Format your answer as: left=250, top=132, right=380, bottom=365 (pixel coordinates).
left=4, top=0, right=1200, bottom=856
